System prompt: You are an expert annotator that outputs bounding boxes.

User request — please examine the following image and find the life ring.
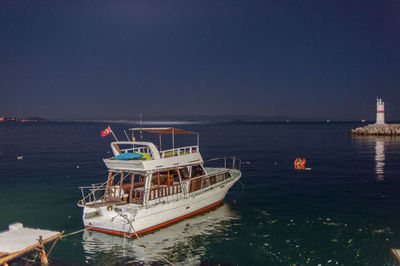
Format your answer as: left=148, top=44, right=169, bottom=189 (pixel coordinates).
left=294, top=157, right=306, bottom=170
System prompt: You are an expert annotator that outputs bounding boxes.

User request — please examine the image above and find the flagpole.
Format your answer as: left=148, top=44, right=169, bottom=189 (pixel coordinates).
left=109, top=125, right=119, bottom=142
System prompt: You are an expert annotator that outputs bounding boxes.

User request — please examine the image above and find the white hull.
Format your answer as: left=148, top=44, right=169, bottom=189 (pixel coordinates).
left=82, top=203, right=239, bottom=264
left=83, top=169, right=241, bottom=236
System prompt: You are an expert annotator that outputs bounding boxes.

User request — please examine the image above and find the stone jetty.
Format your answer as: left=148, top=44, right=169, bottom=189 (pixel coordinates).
left=348, top=98, right=400, bottom=135
left=347, top=124, right=400, bottom=136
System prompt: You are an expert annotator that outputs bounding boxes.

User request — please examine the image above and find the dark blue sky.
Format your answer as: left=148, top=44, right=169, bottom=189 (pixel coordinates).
left=1, top=1, right=399, bottom=120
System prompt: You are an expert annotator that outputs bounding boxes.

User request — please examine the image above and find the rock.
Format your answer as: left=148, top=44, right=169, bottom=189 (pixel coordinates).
left=347, top=124, right=400, bottom=136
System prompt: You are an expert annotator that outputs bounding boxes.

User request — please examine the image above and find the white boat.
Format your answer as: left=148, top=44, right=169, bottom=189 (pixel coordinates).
left=78, top=127, right=242, bottom=237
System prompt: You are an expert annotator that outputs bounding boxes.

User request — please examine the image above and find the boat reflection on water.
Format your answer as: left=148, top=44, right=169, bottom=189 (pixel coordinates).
left=352, top=135, right=400, bottom=181
left=82, top=202, right=239, bottom=264
left=374, top=139, right=385, bottom=181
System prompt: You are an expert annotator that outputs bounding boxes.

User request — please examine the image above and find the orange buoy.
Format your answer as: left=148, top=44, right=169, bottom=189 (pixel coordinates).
left=294, top=157, right=306, bottom=170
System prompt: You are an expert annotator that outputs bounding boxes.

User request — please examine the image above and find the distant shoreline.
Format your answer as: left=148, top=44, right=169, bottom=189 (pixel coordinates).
left=2, top=119, right=400, bottom=125
left=1, top=114, right=399, bottom=125
left=0, top=116, right=48, bottom=123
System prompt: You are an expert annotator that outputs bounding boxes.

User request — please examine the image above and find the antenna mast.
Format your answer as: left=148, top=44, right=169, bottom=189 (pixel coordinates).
left=139, top=113, right=143, bottom=140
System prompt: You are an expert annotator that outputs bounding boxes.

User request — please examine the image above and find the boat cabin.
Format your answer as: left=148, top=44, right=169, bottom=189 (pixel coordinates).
left=79, top=163, right=233, bottom=208
left=103, top=163, right=208, bottom=205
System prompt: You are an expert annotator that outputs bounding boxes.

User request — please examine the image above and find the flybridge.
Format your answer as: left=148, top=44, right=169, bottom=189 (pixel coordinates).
left=103, top=127, right=202, bottom=171
left=104, top=141, right=202, bottom=171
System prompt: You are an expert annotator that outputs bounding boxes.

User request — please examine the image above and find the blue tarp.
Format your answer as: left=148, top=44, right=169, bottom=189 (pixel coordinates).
left=115, top=152, right=143, bottom=160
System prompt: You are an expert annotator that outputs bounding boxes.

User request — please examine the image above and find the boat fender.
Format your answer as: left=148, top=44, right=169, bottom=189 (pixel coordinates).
left=294, top=157, right=306, bottom=170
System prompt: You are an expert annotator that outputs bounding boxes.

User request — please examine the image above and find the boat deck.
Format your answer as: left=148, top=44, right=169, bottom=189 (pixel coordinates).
left=84, top=199, right=125, bottom=208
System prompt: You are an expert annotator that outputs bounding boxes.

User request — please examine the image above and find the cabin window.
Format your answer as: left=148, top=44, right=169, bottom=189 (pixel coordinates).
left=202, top=176, right=210, bottom=188
left=188, top=165, right=205, bottom=193
left=158, top=171, right=170, bottom=185
left=179, top=167, right=190, bottom=180
left=152, top=170, right=179, bottom=187
left=170, top=170, right=179, bottom=182
left=189, top=178, right=202, bottom=193
left=105, top=171, right=145, bottom=205
left=127, top=173, right=145, bottom=205
left=225, top=172, right=231, bottom=179
left=191, top=165, right=204, bottom=178
left=149, top=169, right=182, bottom=201
left=216, top=174, right=225, bottom=182
left=210, top=175, right=217, bottom=185
left=151, top=173, right=160, bottom=187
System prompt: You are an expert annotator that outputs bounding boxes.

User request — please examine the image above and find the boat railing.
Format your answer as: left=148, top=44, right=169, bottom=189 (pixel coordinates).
left=127, top=187, right=144, bottom=205
left=121, top=146, right=152, bottom=155
left=146, top=169, right=231, bottom=202
left=116, top=145, right=198, bottom=160
left=148, top=183, right=182, bottom=201
left=160, top=145, right=198, bottom=158
left=187, top=170, right=232, bottom=193
left=204, top=156, right=241, bottom=170
left=78, top=181, right=108, bottom=206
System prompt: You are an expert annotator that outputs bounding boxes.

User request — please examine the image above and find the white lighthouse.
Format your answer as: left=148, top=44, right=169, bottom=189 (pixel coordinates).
left=376, top=98, right=385, bottom=125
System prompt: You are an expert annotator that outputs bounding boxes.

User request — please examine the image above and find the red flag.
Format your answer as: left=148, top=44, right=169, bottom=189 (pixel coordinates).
left=101, top=127, right=112, bottom=137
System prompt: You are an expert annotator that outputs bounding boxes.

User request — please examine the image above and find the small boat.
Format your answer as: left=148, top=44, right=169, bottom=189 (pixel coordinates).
left=78, top=127, right=242, bottom=237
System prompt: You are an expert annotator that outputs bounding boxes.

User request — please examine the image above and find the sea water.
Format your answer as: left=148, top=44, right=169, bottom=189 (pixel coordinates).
left=0, top=122, right=399, bottom=265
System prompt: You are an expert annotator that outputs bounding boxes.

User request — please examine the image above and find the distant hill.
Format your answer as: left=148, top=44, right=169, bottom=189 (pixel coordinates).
left=140, top=114, right=341, bottom=122
left=142, top=114, right=295, bottom=122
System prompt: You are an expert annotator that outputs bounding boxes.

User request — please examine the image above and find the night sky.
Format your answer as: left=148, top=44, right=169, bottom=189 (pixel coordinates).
left=1, top=1, right=399, bottom=121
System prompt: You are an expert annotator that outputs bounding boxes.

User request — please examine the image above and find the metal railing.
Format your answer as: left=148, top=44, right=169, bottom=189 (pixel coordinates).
left=78, top=181, right=108, bottom=206
left=204, top=156, right=242, bottom=170
left=117, top=145, right=198, bottom=159
left=160, top=145, right=198, bottom=158
left=121, top=146, right=152, bottom=154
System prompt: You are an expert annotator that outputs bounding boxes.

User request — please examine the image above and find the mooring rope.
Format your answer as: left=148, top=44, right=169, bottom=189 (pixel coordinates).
left=59, top=228, right=87, bottom=239
left=114, top=212, right=175, bottom=266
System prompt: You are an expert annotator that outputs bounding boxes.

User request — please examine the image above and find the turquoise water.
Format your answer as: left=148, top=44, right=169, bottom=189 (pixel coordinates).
left=1, top=122, right=400, bottom=265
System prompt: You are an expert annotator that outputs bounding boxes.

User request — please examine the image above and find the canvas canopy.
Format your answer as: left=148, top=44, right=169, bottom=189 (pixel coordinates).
left=128, top=128, right=197, bottom=135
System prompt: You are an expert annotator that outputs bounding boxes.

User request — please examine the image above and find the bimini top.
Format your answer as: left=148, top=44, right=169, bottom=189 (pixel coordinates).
left=128, top=127, right=197, bottom=135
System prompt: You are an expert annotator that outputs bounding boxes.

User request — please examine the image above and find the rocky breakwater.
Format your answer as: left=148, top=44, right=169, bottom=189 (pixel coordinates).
left=347, top=124, right=400, bottom=136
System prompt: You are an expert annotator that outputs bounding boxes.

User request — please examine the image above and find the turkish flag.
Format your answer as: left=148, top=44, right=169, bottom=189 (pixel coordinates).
left=101, top=127, right=112, bottom=137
